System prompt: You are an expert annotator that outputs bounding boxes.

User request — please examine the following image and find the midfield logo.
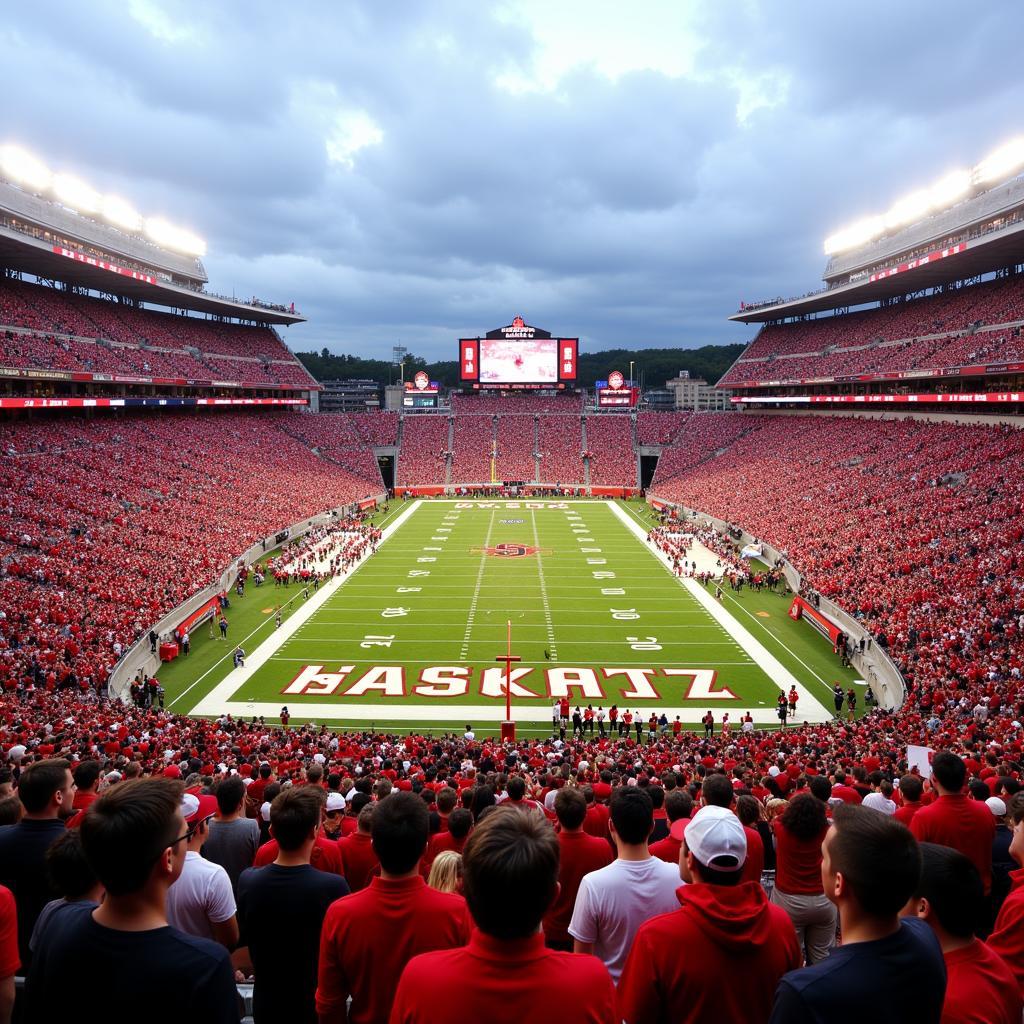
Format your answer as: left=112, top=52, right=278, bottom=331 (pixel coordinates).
left=474, top=542, right=543, bottom=558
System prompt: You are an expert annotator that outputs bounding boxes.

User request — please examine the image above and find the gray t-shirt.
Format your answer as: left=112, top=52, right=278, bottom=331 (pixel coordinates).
left=202, top=817, right=260, bottom=892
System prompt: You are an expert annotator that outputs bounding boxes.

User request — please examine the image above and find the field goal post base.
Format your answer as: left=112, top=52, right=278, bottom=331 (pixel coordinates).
left=500, top=721, right=516, bottom=743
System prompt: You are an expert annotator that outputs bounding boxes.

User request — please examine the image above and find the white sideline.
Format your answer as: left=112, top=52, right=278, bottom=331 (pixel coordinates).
left=606, top=501, right=833, bottom=724
left=189, top=500, right=423, bottom=716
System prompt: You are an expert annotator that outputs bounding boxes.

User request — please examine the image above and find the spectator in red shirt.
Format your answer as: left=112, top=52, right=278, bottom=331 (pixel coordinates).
left=987, top=796, right=1024, bottom=998
left=903, top=843, right=1022, bottom=1024
left=893, top=774, right=925, bottom=828
left=422, top=808, right=472, bottom=877
left=649, top=790, right=693, bottom=864
left=911, top=752, right=996, bottom=896
left=771, top=792, right=836, bottom=964
left=619, top=806, right=801, bottom=1024
left=543, top=788, right=613, bottom=950
left=316, top=791, right=470, bottom=1024
left=0, top=884, right=16, bottom=1024
left=337, top=804, right=379, bottom=891
left=829, top=770, right=862, bottom=805
left=390, top=804, right=616, bottom=1024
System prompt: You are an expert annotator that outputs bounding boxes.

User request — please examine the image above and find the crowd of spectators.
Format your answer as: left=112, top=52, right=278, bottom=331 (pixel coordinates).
left=585, top=416, right=635, bottom=486
left=0, top=405, right=1021, bottom=1018
left=0, top=411, right=378, bottom=707
left=0, top=279, right=316, bottom=389
left=537, top=415, right=584, bottom=484
left=397, top=416, right=450, bottom=485
left=451, top=393, right=583, bottom=415
left=722, top=275, right=1024, bottom=387
left=450, top=416, right=495, bottom=484
left=494, top=415, right=537, bottom=482
left=636, top=411, right=690, bottom=446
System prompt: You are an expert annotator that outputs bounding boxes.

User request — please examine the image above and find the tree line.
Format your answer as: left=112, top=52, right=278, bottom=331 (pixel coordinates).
left=294, top=343, right=745, bottom=389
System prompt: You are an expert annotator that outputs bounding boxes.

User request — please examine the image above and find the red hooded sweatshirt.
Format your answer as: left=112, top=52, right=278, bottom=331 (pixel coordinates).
left=988, top=867, right=1024, bottom=999
left=618, top=881, right=801, bottom=1024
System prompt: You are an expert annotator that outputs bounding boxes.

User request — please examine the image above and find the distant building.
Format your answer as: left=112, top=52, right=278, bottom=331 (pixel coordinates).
left=641, top=387, right=676, bottom=411
left=665, top=372, right=730, bottom=411
left=319, top=379, right=381, bottom=413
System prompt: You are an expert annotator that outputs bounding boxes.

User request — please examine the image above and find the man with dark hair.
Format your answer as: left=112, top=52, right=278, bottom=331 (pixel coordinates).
left=650, top=789, right=693, bottom=864
left=769, top=804, right=945, bottom=1023
left=317, top=791, right=470, bottom=1024
left=29, top=831, right=102, bottom=955
left=390, top=805, right=615, bottom=1023
left=911, top=751, right=995, bottom=896
left=569, top=787, right=681, bottom=981
left=619, top=806, right=801, bottom=1023
left=203, top=774, right=260, bottom=894
left=25, top=777, right=238, bottom=1023
left=236, top=787, right=348, bottom=1023
left=67, top=760, right=102, bottom=823
left=422, top=807, right=473, bottom=875
left=544, top=788, right=614, bottom=951
left=894, top=774, right=925, bottom=826
left=337, top=803, right=379, bottom=891
left=0, top=758, right=74, bottom=967
left=701, top=773, right=764, bottom=884
left=903, top=843, right=1021, bottom=1024
left=987, top=794, right=1024, bottom=997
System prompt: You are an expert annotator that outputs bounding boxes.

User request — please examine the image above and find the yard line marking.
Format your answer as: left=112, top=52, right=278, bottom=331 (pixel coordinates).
left=460, top=510, right=495, bottom=661
left=531, top=509, right=559, bottom=660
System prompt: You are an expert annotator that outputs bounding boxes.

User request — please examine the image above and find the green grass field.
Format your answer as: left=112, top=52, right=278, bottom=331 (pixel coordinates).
left=159, top=499, right=861, bottom=737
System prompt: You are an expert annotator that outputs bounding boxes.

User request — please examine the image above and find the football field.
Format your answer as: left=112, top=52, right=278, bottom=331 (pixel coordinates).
left=167, top=500, right=856, bottom=735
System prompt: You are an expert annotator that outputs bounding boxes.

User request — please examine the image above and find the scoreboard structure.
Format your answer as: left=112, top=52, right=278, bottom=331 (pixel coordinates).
left=459, top=316, right=578, bottom=390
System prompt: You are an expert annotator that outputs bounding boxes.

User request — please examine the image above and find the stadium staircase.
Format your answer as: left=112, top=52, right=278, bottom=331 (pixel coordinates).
left=533, top=416, right=541, bottom=484
left=445, top=415, right=454, bottom=485
left=581, top=415, right=592, bottom=489
left=393, top=414, right=405, bottom=483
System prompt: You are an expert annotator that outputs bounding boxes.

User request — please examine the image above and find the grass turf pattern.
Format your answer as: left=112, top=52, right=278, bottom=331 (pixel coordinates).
left=160, top=500, right=862, bottom=733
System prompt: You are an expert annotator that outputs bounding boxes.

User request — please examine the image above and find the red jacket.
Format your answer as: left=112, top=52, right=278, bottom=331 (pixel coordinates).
left=253, top=834, right=343, bottom=875
left=618, top=882, right=801, bottom=1024
left=988, top=867, right=1024, bottom=999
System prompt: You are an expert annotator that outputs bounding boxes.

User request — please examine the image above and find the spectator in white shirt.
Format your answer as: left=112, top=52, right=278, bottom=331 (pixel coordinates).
left=569, top=786, right=682, bottom=981
left=166, top=793, right=238, bottom=949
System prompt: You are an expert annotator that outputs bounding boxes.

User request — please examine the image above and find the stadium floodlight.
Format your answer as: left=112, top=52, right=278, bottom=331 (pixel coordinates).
left=144, top=216, right=206, bottom=256
left=823, top=216, right=885, bottom=256
left=0, top=145, right=51, bottom=192
left=974, top=136, right=1024, bottom=185
left=883, top=188, right=933, bottom=231
left=929, top=169, right=971, bottom=208
left=52, top=173, right=101, bottom=214
left=102, top=194, right=143, bottom=232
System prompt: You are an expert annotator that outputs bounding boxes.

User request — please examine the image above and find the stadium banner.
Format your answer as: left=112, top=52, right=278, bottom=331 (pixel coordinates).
left=358, top=498, right=377, bottom=510
left=591, top=486, right=638, bottom=497
left=907, top=745, right=934, bottom=777
left=732, top=391, right=1023, bottom=405
left=459, top=338, right=479, bottom=381
left=788, top=596, right=843, bottom=647
left=0, top=366, right=73, bottom=381
left=559, top=338, right=578, bottom=381
left=0, top=396, right=308, bottom=410
left=175, top=597, right=222, bottom=640
left=52, top=245, right=158, bottom=284
left=868, top=242, right=967, bottom=283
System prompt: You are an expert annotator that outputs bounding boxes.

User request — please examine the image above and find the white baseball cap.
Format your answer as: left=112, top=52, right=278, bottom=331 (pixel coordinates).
left=325, top=792, right=346, bottom=812
left=684, top=806, right=747, bottom=871
left=986, top=796, right=1007, bottom=818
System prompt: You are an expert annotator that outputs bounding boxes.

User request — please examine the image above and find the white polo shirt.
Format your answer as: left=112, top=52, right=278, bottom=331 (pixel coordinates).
left=166, top=850, right=236, bottom=940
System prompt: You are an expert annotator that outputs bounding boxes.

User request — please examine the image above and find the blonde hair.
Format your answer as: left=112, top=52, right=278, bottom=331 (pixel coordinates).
left=427, top=850, right=463, bottom=894
left=765, top=798, right=788, bottom=820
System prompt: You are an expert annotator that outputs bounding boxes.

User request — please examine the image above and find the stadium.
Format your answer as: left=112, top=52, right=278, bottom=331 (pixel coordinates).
left=2, top=27, right=1024, bottom=1024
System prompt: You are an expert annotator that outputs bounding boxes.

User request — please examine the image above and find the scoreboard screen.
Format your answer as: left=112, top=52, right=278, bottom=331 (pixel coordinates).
left=479, top=337, right=558, bottom=384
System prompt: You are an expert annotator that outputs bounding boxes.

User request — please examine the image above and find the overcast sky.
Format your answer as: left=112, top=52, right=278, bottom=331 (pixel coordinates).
left=4, top=1, right=1024, bottom=360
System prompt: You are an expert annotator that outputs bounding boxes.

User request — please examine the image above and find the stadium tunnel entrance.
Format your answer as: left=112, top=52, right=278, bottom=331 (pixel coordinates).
left=377, top=453, right=395, bottom=490
left=640, top=452, right=659, bottom=489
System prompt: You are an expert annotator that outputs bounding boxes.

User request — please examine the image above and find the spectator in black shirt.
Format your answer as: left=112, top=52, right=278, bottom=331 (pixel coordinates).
left=236, top=785, right=349, bottom=1023
left=0, top=758, right=74, bottom=969
left=25, top=777, right=238, bottom=1024
left=769, top=804, right=945, bottom=1024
